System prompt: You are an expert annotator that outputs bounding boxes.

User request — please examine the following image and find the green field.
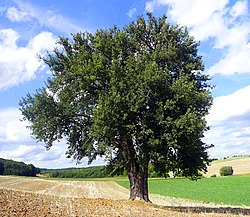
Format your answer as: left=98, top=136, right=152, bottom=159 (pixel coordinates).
left=116, top=175, right=250, bottom=206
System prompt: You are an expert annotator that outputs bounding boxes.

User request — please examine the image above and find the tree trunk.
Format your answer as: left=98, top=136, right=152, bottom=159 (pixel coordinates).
left=127, top=159, right=151, bottom=202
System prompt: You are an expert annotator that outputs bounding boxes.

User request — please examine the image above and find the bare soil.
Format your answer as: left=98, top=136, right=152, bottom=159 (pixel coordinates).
left=0, top=176, right=250, bottom=216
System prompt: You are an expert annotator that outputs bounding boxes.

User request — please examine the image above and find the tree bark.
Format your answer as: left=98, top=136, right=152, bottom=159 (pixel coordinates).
left=127, top=159, right=151, bottom=202
left=121, top=140, right=151, bottom=202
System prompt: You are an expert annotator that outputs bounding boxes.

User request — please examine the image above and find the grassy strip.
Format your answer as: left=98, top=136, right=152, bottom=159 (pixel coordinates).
left=116, top=175, right=250, bottom=207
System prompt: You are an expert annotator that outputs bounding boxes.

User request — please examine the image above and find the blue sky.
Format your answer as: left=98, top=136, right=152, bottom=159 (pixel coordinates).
left=0, top=0, right=250, bottom=168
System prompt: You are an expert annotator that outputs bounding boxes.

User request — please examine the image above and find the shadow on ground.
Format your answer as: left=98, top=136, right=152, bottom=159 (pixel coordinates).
left=166, top=206, right=250, bottom=215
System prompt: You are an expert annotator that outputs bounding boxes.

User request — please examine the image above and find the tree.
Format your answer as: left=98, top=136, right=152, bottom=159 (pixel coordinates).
left=0, top=162, right=4, bottom=175
left=19, top=13, right=213, bottom=202
left=220, top=166, right=233, bottom=176
left=0, top=158, right=39, bottom=176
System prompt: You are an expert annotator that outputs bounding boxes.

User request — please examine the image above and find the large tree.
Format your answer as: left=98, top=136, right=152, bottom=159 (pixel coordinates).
left=20, top=14, right=213, bottom=202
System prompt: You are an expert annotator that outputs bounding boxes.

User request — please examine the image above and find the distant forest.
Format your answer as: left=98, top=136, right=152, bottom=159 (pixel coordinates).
left=0, top=157, right=163, bottom=179
left=41, top=166, right=111, bottom=178
left=41, top=164, right=163, bottom=179
left=0, top=158, right=40, bottom=177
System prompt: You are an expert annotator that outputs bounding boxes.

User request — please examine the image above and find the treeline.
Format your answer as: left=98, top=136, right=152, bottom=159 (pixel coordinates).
left=41, top=166, right=108, bottom=178
left=0, top=158, right=40, bottom=177
left=41, top=164, right=163, bottom=179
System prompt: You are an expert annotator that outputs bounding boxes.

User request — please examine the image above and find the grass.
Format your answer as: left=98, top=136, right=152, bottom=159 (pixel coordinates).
left=116, top=175, right=250, bottom=207
left=40, top=171, right=250, bottom=207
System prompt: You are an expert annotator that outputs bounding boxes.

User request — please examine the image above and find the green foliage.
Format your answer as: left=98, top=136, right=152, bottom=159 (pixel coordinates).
left=116, top=175, right=250, bottom=206
left=148, top=164, right=169, bottom=178
left=0, top=158, right=40, bottom=177
left=19, top=13, right=213, bottom=182
left=211, top=174, right=216, bottom=178
left=220, top=166, right=233, bottom=176
left=42, top=166, right=108, bottom=178
left=0, top=162, right=4, bottom=175
left=41, top=164, right=172, bottom=179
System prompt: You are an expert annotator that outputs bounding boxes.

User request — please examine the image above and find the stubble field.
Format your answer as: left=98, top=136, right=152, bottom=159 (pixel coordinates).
left=1, top=188, right=184, bottom=217
left=205, top=157, right=250, bottom=177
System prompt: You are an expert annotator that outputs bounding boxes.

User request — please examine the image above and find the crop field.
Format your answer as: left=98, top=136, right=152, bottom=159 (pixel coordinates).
left=1, top=176, right=248, bottom=216
left=116, top=175, right=250, bottom=207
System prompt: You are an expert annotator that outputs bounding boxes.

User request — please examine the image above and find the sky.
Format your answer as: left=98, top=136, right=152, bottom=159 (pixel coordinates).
left=0, top=0, right=250, bottom=169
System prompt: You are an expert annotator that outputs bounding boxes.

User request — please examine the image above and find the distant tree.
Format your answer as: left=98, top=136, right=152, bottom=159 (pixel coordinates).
left=0, top=162, right=4, bottom=175
left=220, top=166, right=233, bottom=176
left=19, top=14, right=213, bottom=202
left=28, top=164, right=40, bottom=176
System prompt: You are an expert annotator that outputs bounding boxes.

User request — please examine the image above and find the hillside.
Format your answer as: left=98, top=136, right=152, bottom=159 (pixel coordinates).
left=0, top=158, right=40, bottom=177
left=205, top=156, right=250, bottom=177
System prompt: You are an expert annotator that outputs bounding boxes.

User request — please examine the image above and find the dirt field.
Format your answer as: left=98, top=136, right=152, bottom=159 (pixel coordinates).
left=0, top=188, right=186, bottom=217
left=1, top=176, right=250, bottom=216
left=205, top=157, right=250, bottom=177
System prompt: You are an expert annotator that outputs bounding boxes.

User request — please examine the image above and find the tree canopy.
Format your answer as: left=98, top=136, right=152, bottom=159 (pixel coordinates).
left=20, top=13, right=213, bottom=201
left=0, top=158, right=40, bottom=176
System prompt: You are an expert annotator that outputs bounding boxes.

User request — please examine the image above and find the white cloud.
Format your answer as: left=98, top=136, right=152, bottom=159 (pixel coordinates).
left=208, top=42, right=250, bottom=75
left=229, top=0, right=248, bottom=20
left=204, top=85, right=250, bottom=157
left=0, top=108, right=73, bottom=167
left=145, top=1, right=155, bottom=12
left=127, top=8, right=137, bottom=18
left=6, top=6, right=30, bottom=22
left=145, top=0, right=250, bottom=75
left=11, top=1, right=84, bottom=34
left=146, top=0, right=228, bottom=28
left=0, top=108, right=30, bottom=143
left=0, top=143, right=66, bottom=168
left=4, top=145, right=44, bottom=159
left=0, top=107, right=67, bottom=166
left=206, top=85, right=250, bottom=126
left=0, top=28, right=56, bottom=90
left=205, top=121, right=250, bottom=158
left=0, top=142, right=104, bottom=169
left=0, top=107, right=105, bottom=168
left=28, top=31, right=56, bottom=53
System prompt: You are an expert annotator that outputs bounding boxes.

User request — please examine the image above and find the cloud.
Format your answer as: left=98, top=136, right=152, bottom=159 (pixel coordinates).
left=0, top=143, right=67, bottom=168
left=0, top=29, right=56, bottom=90
left=207, top=21, right=250, bottom=75
left=206, top=85, right=250, bottom=126
left=0, top=142, right=104, bottom=169
left=0, top=107, right=68, bottom=168
left=6, top=6, right=30, bottom=22
left=127, top=8, right=137, bottom=18
left=9, top=0, right=84, bottom=34
left=0, top=107, right=105, bottom=168
left=204, top=119, right=250, bottom=158
left=204, top=85, right=250, bottom=157
left=0, top=108, right=31, bottom=143
left=3, top=145, right=44, bottom=159
left=145, top=0, right=250, bottom=75
left=229, top=0, right=248, bottom=20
